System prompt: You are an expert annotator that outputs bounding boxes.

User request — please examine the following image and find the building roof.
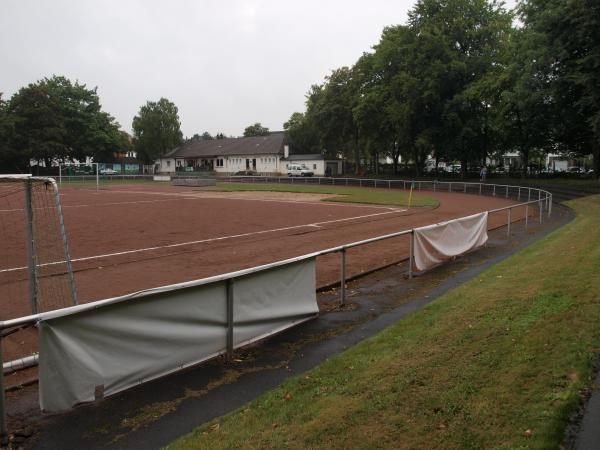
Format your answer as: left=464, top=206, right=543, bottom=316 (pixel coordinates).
left=163, top=133, right=286, bottom=159
left=282, top=153, right=326, bottom=161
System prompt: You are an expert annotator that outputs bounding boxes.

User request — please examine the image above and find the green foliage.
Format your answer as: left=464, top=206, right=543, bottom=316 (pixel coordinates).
left=519, top=0, right=600, bottom=178
left=2, top=76, right=122, bottom=171
left=283, top=112, right=320, bottom=154
left=0, top=93, right=24, bottom=172
left=132, top=97, right=183, bottom=164
left=243, top=122, right=270, bottom=137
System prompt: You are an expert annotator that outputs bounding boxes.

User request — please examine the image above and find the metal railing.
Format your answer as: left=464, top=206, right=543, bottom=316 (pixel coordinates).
left=0, top=177, right=552, bottom=443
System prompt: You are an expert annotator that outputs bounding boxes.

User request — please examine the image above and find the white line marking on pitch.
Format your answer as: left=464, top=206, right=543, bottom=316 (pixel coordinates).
left=0, top=198, right=180, bottom=212
left=0, top=209, right=407, bottom=273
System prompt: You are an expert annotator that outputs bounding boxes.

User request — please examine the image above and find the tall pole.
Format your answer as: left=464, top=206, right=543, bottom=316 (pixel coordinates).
left=0, top=333, right=7, bottom=446
left=24, top=179, right=38, bottom=314
left=340, top=249, right=346, bottom=305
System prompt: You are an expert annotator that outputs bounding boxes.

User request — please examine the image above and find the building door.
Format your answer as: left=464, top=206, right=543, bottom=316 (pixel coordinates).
left=246, top=159, right=250, bottom=170
left=252, top=158, right=257, bottom=170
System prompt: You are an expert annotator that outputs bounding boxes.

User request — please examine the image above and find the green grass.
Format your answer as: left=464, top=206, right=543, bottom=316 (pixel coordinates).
left=165, top=195, right=600, bottom=450
left=205, top=182, right=438, bottom=207
left=57, top=178, right=158, bottom=188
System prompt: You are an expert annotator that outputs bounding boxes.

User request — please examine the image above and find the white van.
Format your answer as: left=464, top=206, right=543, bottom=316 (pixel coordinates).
left=287, top=164, right=314, bottom=177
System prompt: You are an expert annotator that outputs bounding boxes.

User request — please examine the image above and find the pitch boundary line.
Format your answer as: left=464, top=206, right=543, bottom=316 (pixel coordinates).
left=0, top=209, right=407, bottom=273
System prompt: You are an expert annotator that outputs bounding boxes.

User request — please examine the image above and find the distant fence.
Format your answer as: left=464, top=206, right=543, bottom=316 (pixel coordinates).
left=0, top=178, right=552, bottom=440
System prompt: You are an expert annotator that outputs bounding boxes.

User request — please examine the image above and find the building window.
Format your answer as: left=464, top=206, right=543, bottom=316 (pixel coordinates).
left=167, top=160, right=171, bottom=167
left=216, top=158, right=224, bottom=168
left=176, top=160, right=182, bottom=167
left=313, top=164, right=317, bottom=169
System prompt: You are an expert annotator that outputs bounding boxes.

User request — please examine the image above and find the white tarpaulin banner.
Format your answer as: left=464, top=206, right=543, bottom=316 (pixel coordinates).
left=38, top=258, right=317, bottom=412
left=413, top=212, right=488, bottom=271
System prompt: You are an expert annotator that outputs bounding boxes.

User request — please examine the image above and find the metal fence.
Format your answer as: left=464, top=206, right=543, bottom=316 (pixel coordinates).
left=0, top=178, right=552, bottom=442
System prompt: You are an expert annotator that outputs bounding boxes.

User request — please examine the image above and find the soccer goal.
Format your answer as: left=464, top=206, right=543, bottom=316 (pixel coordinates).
left=58, top=162, right=100, bottom=190
left=0, top=175, right=77, bottom=319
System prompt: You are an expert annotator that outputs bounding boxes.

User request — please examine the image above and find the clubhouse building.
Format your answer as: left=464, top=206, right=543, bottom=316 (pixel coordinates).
left=155, top=132, right=343, bottom=177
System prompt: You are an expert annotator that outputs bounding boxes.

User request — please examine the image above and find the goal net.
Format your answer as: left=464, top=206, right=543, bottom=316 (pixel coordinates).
left=0, top=175, right=77, bottom=320
left=58, top=162, right=101, bottom=190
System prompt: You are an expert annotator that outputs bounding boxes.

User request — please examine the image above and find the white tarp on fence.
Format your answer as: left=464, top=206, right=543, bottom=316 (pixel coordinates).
left=413, top=212, right=488, bottom=271
left=38, top=258, right=317, bottom=412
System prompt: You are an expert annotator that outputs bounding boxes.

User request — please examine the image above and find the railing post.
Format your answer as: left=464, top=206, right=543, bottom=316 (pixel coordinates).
left=539, top=201, right=543, bottom=224
left=434, top=181, right=437, bottom=192
left=528, top=188, right=531, bottom=201
left=548, top=195, right=552, bottom=218
left=479, top=183, right=482, bottom=195
left=388, top=180, right=391, bottom=189
left=226, top=279, right=234, bottom=360
left=507, top=208, right=511, bottom=236
left=340, top=248, right=346, bottom=305
left=506, top=186, right=509, bottom=198
left=463, top=183, right=466, bottom=193
left=449, top=183, right=452, bottom=193
left=518, top=187, right=521, bottom=201
left=409, top=230, right=414, bottom=279
left=493, top=185, right=496, bottom=196
left=0, top=332, right=7, bottom=447
left=525, top=204, right=529, bottom=229
left=403, top=181, right=406, bottom=190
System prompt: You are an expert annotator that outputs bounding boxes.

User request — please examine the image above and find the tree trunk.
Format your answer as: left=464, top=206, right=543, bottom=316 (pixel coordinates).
left=593, top=139, right=600, bottom=181
left=353, top=128, right=360, bottom=175
left=461, top=159, right=467, bottom=180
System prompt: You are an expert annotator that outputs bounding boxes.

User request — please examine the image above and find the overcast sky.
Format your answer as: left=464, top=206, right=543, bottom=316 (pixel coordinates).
left=1, top=0, right=516, bottom=138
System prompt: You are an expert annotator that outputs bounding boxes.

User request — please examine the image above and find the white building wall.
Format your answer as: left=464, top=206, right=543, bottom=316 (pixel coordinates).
left=159, top=158, right=176, bottom=173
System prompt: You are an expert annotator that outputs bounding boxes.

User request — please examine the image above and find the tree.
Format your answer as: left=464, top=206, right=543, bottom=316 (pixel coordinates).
left=0, top=93, right=25, bottom=173
left=201, top=131, right=213, bottom=140
left=519, top=0, right=600, bottom=179
left=495, top=28, right=554, bottom=176
left=407, top=0, right=513, bottom=176
left=283, top=112, right=320, bottom=154
left=243, top=123, right=270, bottom=137
left=132, top=98, right=183, bottom=164
left=6, top=76, right=122, bottom=170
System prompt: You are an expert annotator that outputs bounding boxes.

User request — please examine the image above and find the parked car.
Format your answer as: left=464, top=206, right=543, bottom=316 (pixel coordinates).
left=100, top=168, right=118, bottom=175
left=567, top=166, right=585, bottom=174
left=287, top=164, right=314, bottom=177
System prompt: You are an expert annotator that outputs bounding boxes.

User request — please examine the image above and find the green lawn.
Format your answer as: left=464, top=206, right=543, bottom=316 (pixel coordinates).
left=166, top=195, right=600, bottom=450
left=205, top=182, right=439, bottom=208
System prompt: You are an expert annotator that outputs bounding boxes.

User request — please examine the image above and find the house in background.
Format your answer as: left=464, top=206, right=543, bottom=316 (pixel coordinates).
left=155, top=132, right=342, bottom=176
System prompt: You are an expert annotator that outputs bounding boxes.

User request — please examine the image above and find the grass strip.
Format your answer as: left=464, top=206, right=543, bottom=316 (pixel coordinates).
left=166, top=195, right=600, bottom=450
left=205, top=182, right=438, bottom=207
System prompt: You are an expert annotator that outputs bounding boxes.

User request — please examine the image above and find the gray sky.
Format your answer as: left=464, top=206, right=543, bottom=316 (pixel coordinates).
left=1, top=0, right=516, bottom=138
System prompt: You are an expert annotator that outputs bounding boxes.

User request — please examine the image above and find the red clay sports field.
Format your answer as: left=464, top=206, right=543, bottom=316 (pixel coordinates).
left=1, top=182, right=526, bottom=361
